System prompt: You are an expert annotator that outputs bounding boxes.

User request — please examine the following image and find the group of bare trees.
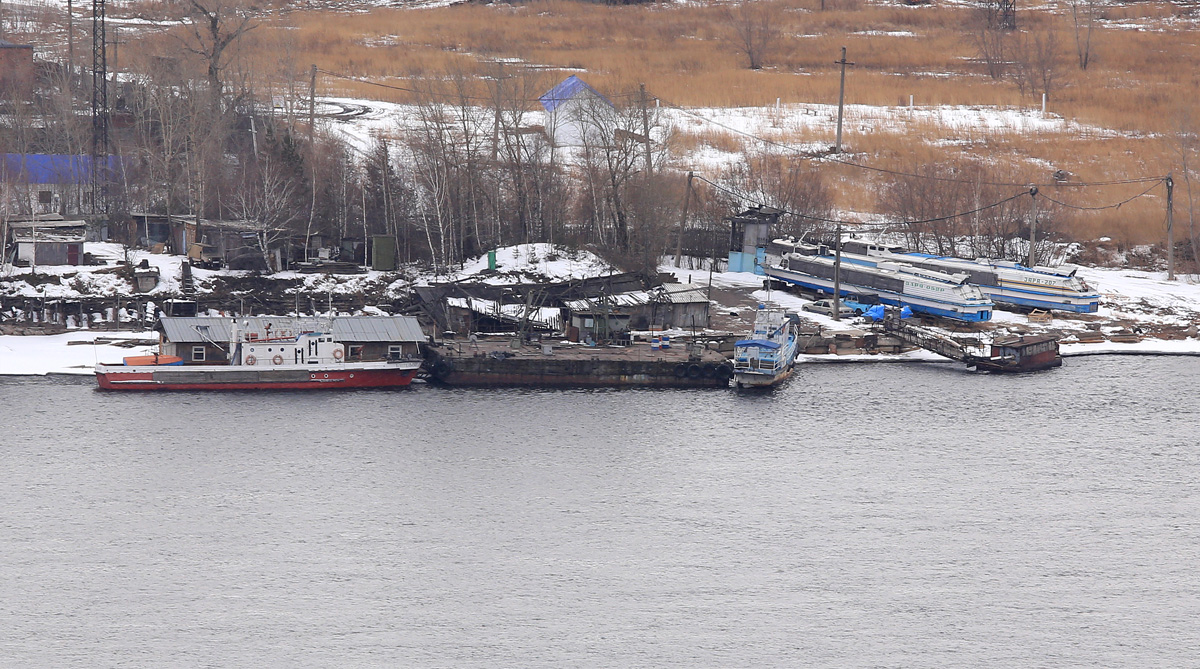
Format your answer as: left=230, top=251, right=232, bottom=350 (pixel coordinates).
left=0, top=0, right=688, bottom=274
left=880, top=160, right=1066, bottom=265
left=970, top=0, right=1100, bottom=104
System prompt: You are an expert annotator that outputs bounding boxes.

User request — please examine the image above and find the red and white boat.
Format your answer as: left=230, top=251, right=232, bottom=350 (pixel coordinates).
left=96, top=320, right=421, bottom=391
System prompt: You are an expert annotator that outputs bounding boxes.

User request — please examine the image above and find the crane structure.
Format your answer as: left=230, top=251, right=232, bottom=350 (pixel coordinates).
left=91, top=0, right=107, bottom=213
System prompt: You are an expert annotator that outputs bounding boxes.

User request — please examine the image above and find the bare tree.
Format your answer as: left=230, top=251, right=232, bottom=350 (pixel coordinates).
left=968, top=8, right=1011, bottom=79
left=1070, top=0, right=1096, bottom=70
left=230, top=157, right=299, bottom=271
left=719, top=152, right=834, bottom=241
left=1012, top=29, right=1062, bottom=102
left=1170, top=108, right=1200, bottom=273
left=725, top=0, right=782, bottom=70
left=181, top=0, right=257, bottom=115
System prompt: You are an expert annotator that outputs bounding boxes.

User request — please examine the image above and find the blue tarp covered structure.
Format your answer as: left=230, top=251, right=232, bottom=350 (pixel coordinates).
left=735, top=339, right=781, bottom=349
left=538, top=75, right=612, bottom=112
left=1, top=154, right=122, bottom=184
left=865, top=304, right=913, bottom=321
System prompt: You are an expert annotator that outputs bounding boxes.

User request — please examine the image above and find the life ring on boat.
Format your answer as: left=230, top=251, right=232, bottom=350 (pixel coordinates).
left=332, top=348, right=344, bottom=360
left=673, top=363, right=688, bottom=378
left=272, top=354, right=284, bottom=365
left=245, top=355, right=256, bottom=366
left=687, top=364, right=702, bottom=379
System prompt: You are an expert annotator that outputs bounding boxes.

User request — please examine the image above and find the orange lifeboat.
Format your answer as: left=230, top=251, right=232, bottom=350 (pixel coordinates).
left=122, top=354, right=184, bottom=366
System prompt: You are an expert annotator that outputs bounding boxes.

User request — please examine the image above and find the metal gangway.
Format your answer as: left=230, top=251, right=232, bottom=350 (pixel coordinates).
left=879, top=313, right=969, bottom=362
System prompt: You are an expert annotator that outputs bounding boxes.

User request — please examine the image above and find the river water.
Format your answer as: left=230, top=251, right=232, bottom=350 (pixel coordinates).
left=2, top=356, right=1198, bottom=667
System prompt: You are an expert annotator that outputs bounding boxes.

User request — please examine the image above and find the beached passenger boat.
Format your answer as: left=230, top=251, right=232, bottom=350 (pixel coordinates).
left=95, top=319, right=421, bottom=390
left=732, top=304, right=799, bottom=388
left=763, top=245, right=994, bottom=322
left=840, top=238, right=1100, bottom=313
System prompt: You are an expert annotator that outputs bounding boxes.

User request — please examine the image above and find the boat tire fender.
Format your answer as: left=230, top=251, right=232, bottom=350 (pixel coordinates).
left=702, top=363, right=717, bottom=378
left=716, top=363, right=734, bottom=380
left=245, top=355, right=256, bottom=366
left=673, top=364, right=688, bottom=378
left=687, top=364, right=702, bottom=379
left=432, top=359, right=453, bottom=378
left=272, top=354, right=284, bottom=365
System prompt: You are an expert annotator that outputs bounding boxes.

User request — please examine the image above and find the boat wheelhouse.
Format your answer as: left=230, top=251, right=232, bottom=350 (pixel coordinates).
left=732, top=304, right=799, bottom=388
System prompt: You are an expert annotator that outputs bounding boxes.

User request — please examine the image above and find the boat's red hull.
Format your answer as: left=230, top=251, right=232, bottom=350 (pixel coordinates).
left=96, top=365, right=419, bottom=390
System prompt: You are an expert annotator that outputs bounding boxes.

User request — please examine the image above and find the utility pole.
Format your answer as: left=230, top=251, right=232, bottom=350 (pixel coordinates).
left=308, top=64, right=317, bottom=149
left=674, top=171, right=693, bottom=268
left=639, top=83, right=653, bottom=174
left=305, top=64, right=317, bottom=263
left=249, top=115, right=259, bottom=156
left=68, top=0, right=75, bottom=84
left=832, top=221, right=842, bottom=321
left=1166, top=174, right=1175, bottom=281
left=834, top=47, right=854, bottom=153
left=1027, top=186, right=1039, bottom=267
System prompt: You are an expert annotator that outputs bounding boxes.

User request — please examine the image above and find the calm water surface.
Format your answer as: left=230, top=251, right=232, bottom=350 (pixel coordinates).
left=2, top=357, right=1198, bottom=667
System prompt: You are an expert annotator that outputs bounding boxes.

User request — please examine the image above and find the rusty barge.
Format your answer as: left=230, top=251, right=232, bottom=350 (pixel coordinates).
left=424, top=336, right=733, bottom=388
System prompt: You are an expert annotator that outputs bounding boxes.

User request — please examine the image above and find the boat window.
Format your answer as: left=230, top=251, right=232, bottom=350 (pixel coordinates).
left=191, top=346, right=205, bottom=362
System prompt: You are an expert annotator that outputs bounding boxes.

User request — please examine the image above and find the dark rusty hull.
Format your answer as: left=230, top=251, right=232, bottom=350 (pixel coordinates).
left=966, top=354, right=1063, bottom=373
left=426, top=350, right=732, bottom=388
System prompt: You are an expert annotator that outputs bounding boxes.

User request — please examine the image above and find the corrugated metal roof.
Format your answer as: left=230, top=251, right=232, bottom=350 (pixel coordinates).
left=332, top=316, right=426, bottom=342
left=654, top=283, right=710, bottom=304
left=159, top=316, right=425, bottom=343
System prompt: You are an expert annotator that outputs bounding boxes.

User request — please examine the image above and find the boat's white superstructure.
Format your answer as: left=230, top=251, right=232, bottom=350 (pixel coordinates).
left=732, top=304, right=799, bottom=388
left=839, top=238, right=1100, bottom=313
left=763, top=245, right=994, bottom=322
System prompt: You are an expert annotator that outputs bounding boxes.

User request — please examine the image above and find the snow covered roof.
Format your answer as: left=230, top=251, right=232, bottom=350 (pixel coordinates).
left=159, top=316, right=425, bottom=343
left=445, top=296, right=563, bottom=330
left=562, top=284, right=709, bottom=311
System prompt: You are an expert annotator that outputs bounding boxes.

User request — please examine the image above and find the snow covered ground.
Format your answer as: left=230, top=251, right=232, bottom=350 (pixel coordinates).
left=0, top=330, right=156, bottom=375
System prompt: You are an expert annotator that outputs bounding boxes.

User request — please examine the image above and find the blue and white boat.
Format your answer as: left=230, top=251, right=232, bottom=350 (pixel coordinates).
left=840, top=238, right=1100, bottom=313
left=763, top=245, right=994, bottom=322
left=732, top=304, right=799, bottom=389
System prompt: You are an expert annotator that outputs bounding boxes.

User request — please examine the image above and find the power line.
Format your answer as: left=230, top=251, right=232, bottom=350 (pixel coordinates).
left=1038, top=179, right=1163, bottom=211
left=692, top=174, right=1032, bottom=227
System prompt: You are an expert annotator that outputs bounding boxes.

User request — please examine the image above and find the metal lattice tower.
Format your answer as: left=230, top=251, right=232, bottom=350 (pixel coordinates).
left=1000, top=0, right=1016, bottom=30
left=91, top=0, right=107, bottom=212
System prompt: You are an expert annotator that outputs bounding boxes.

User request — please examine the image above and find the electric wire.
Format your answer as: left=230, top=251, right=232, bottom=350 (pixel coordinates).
left=1037, top=179, right=1163, bottom=211
left=693, top=174, right=1032, bottom=227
